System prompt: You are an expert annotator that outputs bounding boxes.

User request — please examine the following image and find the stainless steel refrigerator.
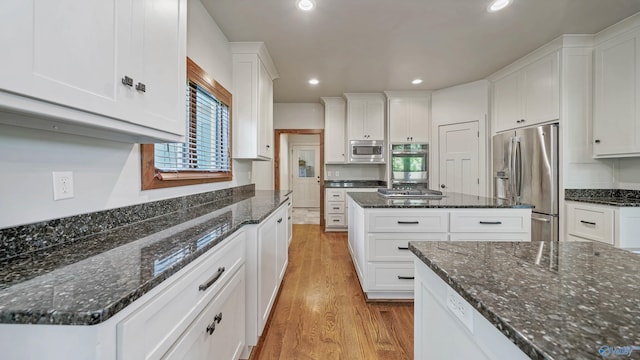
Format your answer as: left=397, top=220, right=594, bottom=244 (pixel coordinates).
left=492, top=123, right=558, bottom=241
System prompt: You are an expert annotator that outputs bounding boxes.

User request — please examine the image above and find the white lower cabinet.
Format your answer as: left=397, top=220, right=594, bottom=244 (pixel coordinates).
left=243, top=202, right=289, bottom=357
left=163, top=267, right=246, bottom=360
left=118, top=231, right=246, bottom=360
left=566, top=201, right=640, bottom=249
left=348, top=197, right=531, bottom=300
left=414, top=259, right=529, bottom=360
left=325, top=188, right=380, bottom=231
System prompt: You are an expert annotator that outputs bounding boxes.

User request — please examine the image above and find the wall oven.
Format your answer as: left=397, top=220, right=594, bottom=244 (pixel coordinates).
left=390, top=143, right=428, bottom=189
left=349, top=140, right=385, bottom=163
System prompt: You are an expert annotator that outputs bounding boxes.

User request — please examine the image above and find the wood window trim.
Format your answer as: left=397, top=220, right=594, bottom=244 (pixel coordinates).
left=141, top=57, right=233, bottom=190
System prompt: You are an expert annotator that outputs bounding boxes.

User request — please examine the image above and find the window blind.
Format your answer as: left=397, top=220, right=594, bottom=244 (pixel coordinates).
left=154, top=81, right=231, bottom=174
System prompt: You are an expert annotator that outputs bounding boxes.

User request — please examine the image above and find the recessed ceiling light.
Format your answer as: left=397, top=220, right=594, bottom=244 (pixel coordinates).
left=487, top=0, right=512, bottom=12
left=309, top=78, right=319, bottom=85
left=297, top=0, right=315, bottom=11
left=412, top=79, right=423, bottom=85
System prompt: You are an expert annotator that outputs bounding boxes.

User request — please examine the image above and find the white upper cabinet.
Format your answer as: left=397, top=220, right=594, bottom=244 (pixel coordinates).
left=385, top=91, right=431, bottom=144
left=344, top=93, right=385, bottom=141
left=593, top=26, right=640, bottom=157
left=232, top=42, right=279, bottom=160
left=0, top=0, right=187, bottom=143
left=492, top=51, right=559, bottom=133
left=321, top=97, right=347, bottom=163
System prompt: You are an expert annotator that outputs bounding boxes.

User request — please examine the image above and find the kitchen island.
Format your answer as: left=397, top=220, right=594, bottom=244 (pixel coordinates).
left=410, top=240, right=640, bottom=360
left=347, top=191, right=532, bottom=300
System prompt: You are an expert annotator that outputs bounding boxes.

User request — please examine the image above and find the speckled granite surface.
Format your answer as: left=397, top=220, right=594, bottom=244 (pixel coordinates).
left=324, top=180, right=386, bottom=188
left=410, top=241, right=640, bottom=360
left=0, top=188, right=290, bottom=325
left=348, top=191, right=533, bottom=208
left=565, top=189, right=640, bottom=207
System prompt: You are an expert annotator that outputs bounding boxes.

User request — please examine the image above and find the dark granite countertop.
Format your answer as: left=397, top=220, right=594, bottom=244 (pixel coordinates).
left=324, top=180, right=386, bottom=188
left=410, top=241, right=640, bottom=360
left=348, top=191, right=533, bottom=208
left=565, top=189, right=640, bottom=207
left=0, top=190, right=290, bottom=325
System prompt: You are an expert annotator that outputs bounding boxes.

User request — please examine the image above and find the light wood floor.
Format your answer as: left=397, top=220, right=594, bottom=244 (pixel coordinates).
left=251, top=224, right=414, bottom=360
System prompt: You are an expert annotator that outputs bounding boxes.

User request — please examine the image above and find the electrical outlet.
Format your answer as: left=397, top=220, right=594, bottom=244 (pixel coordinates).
left=335, top=170, right=339, bottom=176
left=328, top=171, right=333, bottom=177
left=53, top=171, right=74, bottom=200
left=446, top=286, right=474, bottom=333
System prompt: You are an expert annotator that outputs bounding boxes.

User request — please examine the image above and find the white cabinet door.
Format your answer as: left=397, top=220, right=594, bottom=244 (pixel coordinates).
left=522, top=51, right=559, bottom=126
left=345, top=93, right=385, bottom=141
left=322, top=97, right=347, bottom=163
left=593, top=32, right=639, bottom=157
left=493, top=72, right=522, bottom=133
left=388, top=95, right=430, bottom=143
left=276, top=207, right=288, bottom=282
left=163, top=267, right=246, bottom=360
left=133, top=0, right=186, bottom=136
left=258, top=60, right=274, bottom=158
left=257, top=212, right=278, bottom=333
left=0, top=0, right=186, bottom=142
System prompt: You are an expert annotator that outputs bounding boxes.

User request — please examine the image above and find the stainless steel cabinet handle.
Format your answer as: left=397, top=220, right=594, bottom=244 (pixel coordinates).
left=135, top=82, right=146, bottom=92
left=199, top=267, right=225, bottom=291
left=580, top=220, right=596, bottom=226
left=121, top=76, right=133, bottom=87
left=479, top=221, right=502, bottom=225
left=397, top=276, right=415, bottom=280
left=397, top=246, right=410, bottom=250
left=532, top=217, right=551, bottom=223
left=397, top=221, right=419, bottom=225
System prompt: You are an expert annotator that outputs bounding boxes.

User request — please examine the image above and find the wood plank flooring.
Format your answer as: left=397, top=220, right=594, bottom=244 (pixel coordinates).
left=250, top=224, right=414, bottom=360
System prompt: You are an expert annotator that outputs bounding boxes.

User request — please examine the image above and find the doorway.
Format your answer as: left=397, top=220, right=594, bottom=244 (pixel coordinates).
left=274, top=129, right=325, bottom=228
left=438, top=121, right=481, bottom=196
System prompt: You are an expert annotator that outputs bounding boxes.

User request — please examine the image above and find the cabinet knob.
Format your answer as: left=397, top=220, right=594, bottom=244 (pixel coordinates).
left=595, top=139, right=601, bottom=144
left=121, top=76, right=133, bottom=87
left=266, top=145, right=270, bottom=149
left=135, top=82, right=146, bottom=92
left=440, top=184, right=446, bottom=189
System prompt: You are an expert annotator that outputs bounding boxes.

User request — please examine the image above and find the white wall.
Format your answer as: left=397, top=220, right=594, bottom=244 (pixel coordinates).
left=430, top=80, right=489, bottom=196
left=273, top=103, right=324, bottom=129
left=0, top=0, right=251, bottom=228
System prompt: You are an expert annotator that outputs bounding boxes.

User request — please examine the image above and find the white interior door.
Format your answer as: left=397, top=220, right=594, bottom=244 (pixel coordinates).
left=438, top=121, right=480, bottom=196
left=291, top=145, right=320, bottom=208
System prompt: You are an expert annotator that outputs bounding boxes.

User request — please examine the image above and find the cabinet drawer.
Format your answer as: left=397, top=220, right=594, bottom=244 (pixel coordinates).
left=368, top=233, right=448, bottom=261
left=567, top=203, right=614, bottom=245
left=163, top=266, right=246, bottom=360
left=367, top=262, right=415, bottom=291
left=450, top=210, right=529, bottom=233
left=326, top=189, right=345, bottom=201
left=450, top=233, right=530, bottom=242
left=326, top=214, right=346, bottom=227
left=368, top=211, right=449, bottom=233
left=327, top=202, right=345, bottom=214
left=117, top=232, right=246, bottom=360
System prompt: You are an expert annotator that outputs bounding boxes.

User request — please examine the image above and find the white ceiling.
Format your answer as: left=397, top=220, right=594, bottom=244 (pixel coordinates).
left=202, top=0, right=640, bottom=103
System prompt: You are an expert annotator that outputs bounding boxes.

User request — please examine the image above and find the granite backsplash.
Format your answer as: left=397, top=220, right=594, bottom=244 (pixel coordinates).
left=0, top=184, right=255, bottom=261
left=565, top=188, right=640, bottom=200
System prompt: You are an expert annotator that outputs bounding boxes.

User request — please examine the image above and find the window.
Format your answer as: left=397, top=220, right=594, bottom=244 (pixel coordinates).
left=141, top=58, right=232, bottom=190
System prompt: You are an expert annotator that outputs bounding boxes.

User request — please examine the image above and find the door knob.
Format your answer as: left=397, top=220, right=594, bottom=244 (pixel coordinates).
left=440, top=184, right=446, bottom=189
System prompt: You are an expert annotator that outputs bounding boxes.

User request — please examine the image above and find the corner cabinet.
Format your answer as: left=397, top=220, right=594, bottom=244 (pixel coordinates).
left=321, top=97, right=347, bottom=163
left=0, top=0, right=187, bottom=143
left=385, top=91, right=431, bottom=144
left=232, top=42, right=279, bottom=160
left=344, top=93, right=386, bottom=141
left=491, top=51, right=559, bottom=133
left=592, top=26, right=640, bottom=157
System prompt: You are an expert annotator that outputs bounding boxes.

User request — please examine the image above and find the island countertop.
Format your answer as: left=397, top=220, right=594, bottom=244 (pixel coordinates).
left=409, top=240, right=640, bottom=360
left=348, top=191, right=533, bottom=208
left=0, top=189, right=290, bottom=325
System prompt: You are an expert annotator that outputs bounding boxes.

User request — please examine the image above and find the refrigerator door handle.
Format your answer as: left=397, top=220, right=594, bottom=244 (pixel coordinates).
left=516, top=138, right=522, bottom=199
left=509, top=137, right=518, bottom=201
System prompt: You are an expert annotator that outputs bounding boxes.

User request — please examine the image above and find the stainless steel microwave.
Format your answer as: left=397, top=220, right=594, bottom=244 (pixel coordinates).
left=349, top=140, right=385, bottom=163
